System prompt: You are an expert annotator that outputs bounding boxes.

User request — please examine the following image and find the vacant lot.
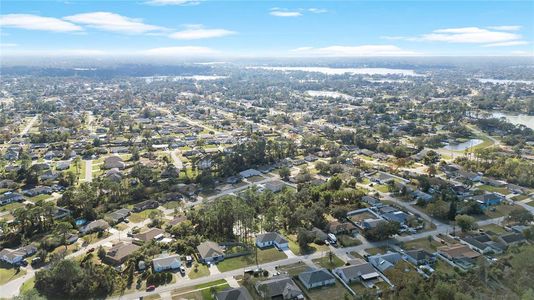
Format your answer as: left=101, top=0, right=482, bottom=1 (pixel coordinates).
left=296, top=277, right=350, bottom=300
left=188, top=263, right=210, bottom=279
left=0, top=264, right=26, bottom=285
left=312, top=254, right=345, bottom=269
left=402, top=237, right=441, bottom=252
left=217, top=247, right=287, bottom=272
left=171, top=279, right=229, bottom=300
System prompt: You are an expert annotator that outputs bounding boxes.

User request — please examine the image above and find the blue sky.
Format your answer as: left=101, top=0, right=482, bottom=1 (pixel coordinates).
left=1, top=0, right=533, bottom=57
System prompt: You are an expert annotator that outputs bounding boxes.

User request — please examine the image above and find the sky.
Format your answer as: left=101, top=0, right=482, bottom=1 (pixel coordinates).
left=1, top=0, right=533, bottom=58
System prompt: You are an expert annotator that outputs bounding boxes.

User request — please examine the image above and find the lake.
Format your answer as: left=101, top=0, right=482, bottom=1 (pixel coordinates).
left=252, top=66, right=421, bottom=76
left=442, top=139, right=483, bottom=151
left=143, top=75, right=227, bottom=83
left=492, top=112, right=534, bottom=130
left=306, top=90, right=355, bottom=99
left=477, top=78, right=534, bottom=85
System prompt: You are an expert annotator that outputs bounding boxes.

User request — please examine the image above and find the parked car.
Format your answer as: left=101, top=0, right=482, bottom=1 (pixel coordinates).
left=146, top=285, right=156, bottom=292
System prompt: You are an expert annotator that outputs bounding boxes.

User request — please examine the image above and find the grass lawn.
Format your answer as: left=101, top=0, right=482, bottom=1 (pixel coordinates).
left=312, top=254, right=345, bottom=269
left=295, top=278, right=350, bottom=300
left=82, top=231, right=111, bottom=244
left=129, top=209, right=159, bottom=223
left=511, top=195, right=529, bottom=201
left=217, top=247, right=287, bottom=272
left=163, top=201, right=182, bottom=210
left=526, top=200, right=534, bottom=207
left=287, top=235, right=329, bottom=255
left=349, top=251, right=364, bottom=259
left=374, top=184, right=390, bottom=193
left=188, top=264, right=210, bottom=279
left=19, top=277, right=35, bottom=294
left=402, top=237, right=441, bottom=253
left=278, top=262, right=312, bottom=277
left=0, top=265, right=26, bottom=285
left=434, top=260, right=456, bottom=276
left=477, top=185, right=511, bottom=195
left=365, top=246, right=387, bottom=256
left=0, top=202, right=24, bottom=212
left=482, top=204, right=526, bottom=220
left=28, top=194, right=51, bottom=202
left=338, top=234, right=362, bottom=247
left=480, top=224, right=508, bottom=234
left=171, top=279, right=229, bottom=300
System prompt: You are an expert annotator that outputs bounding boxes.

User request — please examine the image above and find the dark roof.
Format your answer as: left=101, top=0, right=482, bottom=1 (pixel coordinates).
left=298, top=268, right=334, bottom=286
left=215, top=287, right=253, bottom=300
left=335, top=262, right=378, bottom=280
left=500, top=233, right=526, bottom=244
left=256, top=232, right=288, bottom=244
left=255, top=276, right=302, bottom=299
left=405, top=249, right=433, bottom=261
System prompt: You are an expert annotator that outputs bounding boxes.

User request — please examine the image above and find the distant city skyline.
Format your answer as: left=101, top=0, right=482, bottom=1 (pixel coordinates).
left=1, top=0, right=533, bottom=58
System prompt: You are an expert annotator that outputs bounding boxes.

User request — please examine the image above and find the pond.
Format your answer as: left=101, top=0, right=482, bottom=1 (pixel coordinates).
left=251, top=66, right=422, bottom=76
left=75, top=218, right=87, bottom=226
left=492, top=112, right=534, bottom=130
left=442, top=139, right=483, bottom=151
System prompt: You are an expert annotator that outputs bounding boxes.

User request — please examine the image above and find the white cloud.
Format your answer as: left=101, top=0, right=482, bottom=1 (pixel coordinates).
left=308, top=8, right=328, bottom=14
left=0, top=14, right=82, bottom=32
left=144, top=0, right=200, bottom=5
left=290, top=45, right=419, bottom=57
left=483, top=41, right=529, bottom=47
left=510, top=50, right=533, bottom=56
left=1, top=43, right=17, bottom=47
left=142, top=46, right=218, bottom=56
left=64, top=12, right=165, bottom=34
left=487, top=25, right=521, bottom=31
left=270, top=10, right=302, bottom=17
left=421, top=27, right=521, bottom=43
left=169, top=25, right=235, bottom=40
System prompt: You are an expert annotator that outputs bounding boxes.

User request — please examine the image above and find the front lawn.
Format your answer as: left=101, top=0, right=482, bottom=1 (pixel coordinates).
left=477, top=185, right=511, bottom=195
left=312, top=254, right=345, bottom=269
left=188, top=263, right=210, bottom=279
left=295, top=277, right=350, bottom=300
left=337, top=234, right=362, bottom=247
left=0, top=265, right=26, bottom=285
left=374, top=184, right=390, bottom=193
left=287, top=235, right=329, bottom=255
left=402, top=237, right=441, bottom=253
left=217, top=247, right=287, bottom=272
left=129, top=209, right=159, bottom=223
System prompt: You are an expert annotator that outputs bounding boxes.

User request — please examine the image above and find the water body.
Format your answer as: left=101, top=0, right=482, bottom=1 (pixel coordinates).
left=477, top=78, right=534, bottom=85
left=143, top=75, right=227, bottom=83
left=492, top=112, right=534, bottom=130
left=306, top=90, right=355, bottom=99
left=253, top=66, right=421, bottom=76
left=442, top=139, right=483, bottom=151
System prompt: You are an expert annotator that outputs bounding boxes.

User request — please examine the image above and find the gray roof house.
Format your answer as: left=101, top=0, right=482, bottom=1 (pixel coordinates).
left=152, top=253, right=181, bottom=273
left=197, top=241, right=224, bottom=264
left=80, top=219, right=109, bottom=234
left=297, top=268, right=336, bottom=290
left=368, top=252, right=403, bottom=273
left=215, top=287, right=253, bottom=300
left=254, top=276, right=304, bottom=300
left=256, top=232, right=289, bottom=250
left=107, top=208, right=130, bottom=223
left=103, top=156, right=126, bottom=170
left=239, top=169, right=262, bottom=178
left=334, top=262, right=380, bottom=283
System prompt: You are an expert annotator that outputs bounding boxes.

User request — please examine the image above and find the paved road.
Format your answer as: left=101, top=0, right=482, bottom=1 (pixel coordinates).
left=20, top=115, right=38, bottom=136
left=169, top=150, right=183, bottom=170
left=84, top=160, right=93, bottom=182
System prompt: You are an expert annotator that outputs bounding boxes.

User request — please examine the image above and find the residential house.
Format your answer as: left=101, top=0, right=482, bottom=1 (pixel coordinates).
left=437, top=244, right=481, bottom=268
left=152, top=253, right=181, bottom=273
left=0, top=192, right=24, bottom=206
left=132, top=200, right=159, bottom=212
left=107, top=208, right=130, bottom=224
left=297, top=268, right=336, bottom=290
left=133, top=228, right=165, bottom=243
left=197, top=241, right=224, bottom=264
left=404, top=249, right=436, bottom=266
left=498, top=233, right=526, bottom=247
left=368, top=252, right=403, bottom=273
left=80, top=219, right=109, bottom=234
left=254, top=276, right=304, bottom=300
left=471, top=193, right=503, bottom=208
left=262, top=181, right=286, bottom=193
left=239, top=169, right=262, bottom=178
left=103, top=156, right=126, bottom=170
left=461, top=233, right=505, bottom=254
left=255, top=232, right=289, bottom=250
left=215, top=287, right=253, bottom=300
left=104, top=242, right=140, bottom=265
left=0, top=245, right=37, bottom=265
left=327, top=221, right=357, bottom=235
left=334, top=262, right=380, bottom=284
left=22, top=186, right=52, bottom=197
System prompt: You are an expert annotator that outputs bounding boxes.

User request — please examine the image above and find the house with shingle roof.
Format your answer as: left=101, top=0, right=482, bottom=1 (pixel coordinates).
left=197, top=241, right=224, bottom=264
left=256, top=232, right=289, bottom=250
left=297, top=268, right=336, bottom=289
left=334, top=262, right=380, bottom=284
left=104, top=242, right=140, bottom=265
left=152, top=253, right=181, bottom=273
left=254, top=276, right=303, bottom=300
left=215, top=287, right=253, bottom=300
